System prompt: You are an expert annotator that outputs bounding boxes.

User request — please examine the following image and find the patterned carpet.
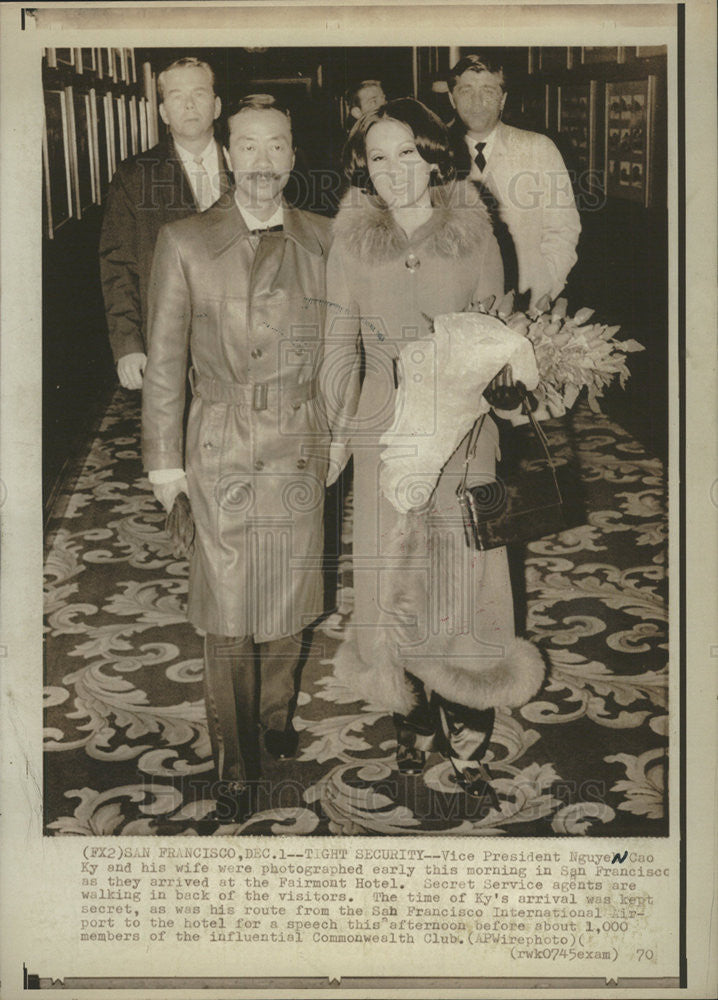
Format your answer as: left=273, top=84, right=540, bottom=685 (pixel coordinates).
left=44, top=391, right=668, bottom=836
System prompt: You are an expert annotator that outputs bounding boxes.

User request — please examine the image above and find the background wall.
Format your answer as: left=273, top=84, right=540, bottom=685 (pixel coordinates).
left=41, top=45, right=669, bottom=516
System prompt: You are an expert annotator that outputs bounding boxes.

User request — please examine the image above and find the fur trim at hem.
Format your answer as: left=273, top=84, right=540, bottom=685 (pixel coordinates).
left=331, top=634, right=547, bottom=717
left=406, top=637, right=547, bottom=712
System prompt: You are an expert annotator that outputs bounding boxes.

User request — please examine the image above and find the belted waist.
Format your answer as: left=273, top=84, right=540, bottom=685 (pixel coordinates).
left=189, top=369, right=319, bottom=411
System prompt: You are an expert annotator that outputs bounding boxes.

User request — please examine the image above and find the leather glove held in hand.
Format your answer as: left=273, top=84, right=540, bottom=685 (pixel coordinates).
left=165, top=492, right=195, bottom=559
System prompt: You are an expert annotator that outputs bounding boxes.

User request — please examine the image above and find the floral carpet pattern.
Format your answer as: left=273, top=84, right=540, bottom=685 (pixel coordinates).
left=44, top=392, right=668, bottom=836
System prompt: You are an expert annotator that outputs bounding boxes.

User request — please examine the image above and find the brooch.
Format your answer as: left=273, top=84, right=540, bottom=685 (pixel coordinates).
left=404, top=253, right=420, bottom=272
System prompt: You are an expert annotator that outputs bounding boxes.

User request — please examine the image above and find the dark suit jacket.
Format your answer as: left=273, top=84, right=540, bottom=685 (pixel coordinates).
left=99, top=137, right=232, bottom=361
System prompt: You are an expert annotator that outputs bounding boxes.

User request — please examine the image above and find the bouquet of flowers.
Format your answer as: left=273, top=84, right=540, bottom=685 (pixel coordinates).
left=469, top=292, right=645, bottom=416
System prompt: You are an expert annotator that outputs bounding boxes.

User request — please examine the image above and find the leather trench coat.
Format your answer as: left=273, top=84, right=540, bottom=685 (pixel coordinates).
left=142, top=192, right=332, bottom=640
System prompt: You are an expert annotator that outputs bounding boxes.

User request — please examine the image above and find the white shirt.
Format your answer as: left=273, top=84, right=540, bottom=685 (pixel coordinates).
left=464, top=125, right=499, bottom=181
left=235, top=197, right=284, bottom=232
left=174, top=136, right=227, bottom=211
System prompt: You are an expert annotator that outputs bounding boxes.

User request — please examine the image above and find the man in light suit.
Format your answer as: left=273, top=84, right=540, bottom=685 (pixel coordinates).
left=142, top=96, right=332, bottom=822
left=100, top=56, right=231, bottom=389
left=447, top=53, right=580, bottom=306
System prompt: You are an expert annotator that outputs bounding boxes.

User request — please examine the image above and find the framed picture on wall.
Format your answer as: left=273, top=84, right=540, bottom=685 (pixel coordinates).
left=113, top=48, right=126, bottom=82
left=519, top=83, right=549, bottom=133
left=128, top=96, right=139, bottom=156
left=104, top=91, right=117, bottom=179
left=126, top=48, right=137, bottom=85
left=557, top=80, right=596, bottom=175
left=604, top=76, right=656, bottom=206
left=79, top=48, right=97, bottom=75
left=582, top=46, right=618, bottom=64
left=55, top=48, right=75, bottom=69
left=138, top=98, right=148, bottom=152
left=69, top=87, right=96, bottom=214
left=89, top=88, right=110, bottom=201
left=100, top=48, right=114, bottom=82
left=43, top=89, right=73, bottom=237
left=115, top=95, right=128, bottom=164
left=539, top=47, right=568, bottom=72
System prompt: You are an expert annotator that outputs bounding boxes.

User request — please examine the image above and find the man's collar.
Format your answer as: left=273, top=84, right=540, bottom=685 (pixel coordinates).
left=173, top=134, right=217, bottom=165
left=234, top=196, right=283, bottom=231
left=464, top=123, right=499, bottom=151
left=202, top=191, right=324, bottom=258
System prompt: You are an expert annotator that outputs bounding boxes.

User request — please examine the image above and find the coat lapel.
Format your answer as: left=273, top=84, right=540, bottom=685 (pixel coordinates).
left=202, top=195, right=324, bottom=260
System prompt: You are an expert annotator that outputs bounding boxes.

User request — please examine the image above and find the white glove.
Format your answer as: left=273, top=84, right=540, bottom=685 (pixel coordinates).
left=326, top=440, right=351, bottom=486
left=152, top=474, right=188, bottom=513
left=117, top=352, right=147, bottom=390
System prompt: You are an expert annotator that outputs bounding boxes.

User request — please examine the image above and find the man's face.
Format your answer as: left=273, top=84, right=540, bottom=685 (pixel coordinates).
left=228, top=108, right=295, bottom=211
left=450, top=69, right=506, bottom=139
left=352, top=84, right=386, bottom=119
left=159, top=65, right=221, bottom=145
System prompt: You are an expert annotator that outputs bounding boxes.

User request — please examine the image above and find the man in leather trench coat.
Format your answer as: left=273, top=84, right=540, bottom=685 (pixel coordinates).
left=142, top=97, right=333, bottom=821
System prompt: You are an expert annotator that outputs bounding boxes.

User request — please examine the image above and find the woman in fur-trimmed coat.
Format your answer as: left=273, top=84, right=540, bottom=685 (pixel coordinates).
left=322, top=99, right=545, bottom=802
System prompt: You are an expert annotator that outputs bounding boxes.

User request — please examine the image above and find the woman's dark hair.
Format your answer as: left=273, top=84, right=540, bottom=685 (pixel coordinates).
left=343, top=97, right=455, bottom=191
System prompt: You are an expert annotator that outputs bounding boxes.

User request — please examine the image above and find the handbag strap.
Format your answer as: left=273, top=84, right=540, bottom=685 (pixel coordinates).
left=457, top=412, right=487, bottom=496
left=456, top=396, right=565, bottom=502
left=520, top=397, right=564, bottom=501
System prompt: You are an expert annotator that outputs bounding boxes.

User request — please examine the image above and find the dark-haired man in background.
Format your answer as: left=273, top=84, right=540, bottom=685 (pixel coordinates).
left=447, top=53, right=580, bottom=306
left=100, top=56, right=231, bottom=389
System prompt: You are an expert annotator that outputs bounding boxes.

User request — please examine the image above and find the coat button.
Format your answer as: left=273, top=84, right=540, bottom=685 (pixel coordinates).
left=296, top=458, right=307, bottom=470
left=203, top=441, right=213, bottom=449
left=291, top=401, right=301, bottom=411
left=250, top=348, right=263, bottom=359
left=254, top=459, right=264, bottom=470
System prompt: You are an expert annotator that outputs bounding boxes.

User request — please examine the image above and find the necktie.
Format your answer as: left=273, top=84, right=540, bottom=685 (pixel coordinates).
left=192, top=156, right=213, bottom=211
left=249, top=224, right=284, bottom=235
left=474, top=142, right=487, bottom=173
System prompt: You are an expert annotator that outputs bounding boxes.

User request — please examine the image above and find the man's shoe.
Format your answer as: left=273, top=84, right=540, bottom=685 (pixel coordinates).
left=396, top=744, right=427, bottom=775
left=208, top=781, right=258, bottom=824
left=264, top=727, right=299, bottom=760
left=448, top=759, right=500, bottom=810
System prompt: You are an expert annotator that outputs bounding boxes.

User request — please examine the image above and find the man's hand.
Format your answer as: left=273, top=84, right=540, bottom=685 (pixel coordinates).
left=152, top=474, right=188, bottom=513
left=117, top=352, right=147, bottom=390
left=326, top=440, right=351, bottom=486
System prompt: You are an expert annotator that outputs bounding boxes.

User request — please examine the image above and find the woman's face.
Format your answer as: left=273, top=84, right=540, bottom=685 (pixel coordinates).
left=365, top=118, right=435, bottom=209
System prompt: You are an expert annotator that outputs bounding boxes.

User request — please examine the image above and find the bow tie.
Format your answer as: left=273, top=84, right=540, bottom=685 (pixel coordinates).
left=249, top=224, right=283, bottom=235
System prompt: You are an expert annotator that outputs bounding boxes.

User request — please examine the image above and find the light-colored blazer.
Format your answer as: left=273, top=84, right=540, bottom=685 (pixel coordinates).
left=478, top=122, right=581, bottom=304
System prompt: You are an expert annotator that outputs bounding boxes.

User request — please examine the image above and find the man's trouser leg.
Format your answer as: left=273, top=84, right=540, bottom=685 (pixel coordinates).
left=259, top=628, right=313, bottom=732
left=203, top=633, right=261, bottom=786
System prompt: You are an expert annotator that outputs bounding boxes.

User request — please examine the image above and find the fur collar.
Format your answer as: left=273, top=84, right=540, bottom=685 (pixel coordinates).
left=332, top=180, right=493, bottom=263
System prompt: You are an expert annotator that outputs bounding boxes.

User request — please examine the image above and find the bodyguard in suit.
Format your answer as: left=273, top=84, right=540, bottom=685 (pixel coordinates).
left=100, top=57, right=231, bottom=389
left=142, top=96, right=332, bottom=821
left=447, top=53, right=580, bottom=306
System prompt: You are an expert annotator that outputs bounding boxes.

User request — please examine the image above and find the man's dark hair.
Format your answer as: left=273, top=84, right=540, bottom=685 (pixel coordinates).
left=226, top=93, right=292, bottom=128
left=343, top=97, right=455, bottom=191
left=157, top=56, right=216, bottom=100
left=447, top=53, right=507, bottom=93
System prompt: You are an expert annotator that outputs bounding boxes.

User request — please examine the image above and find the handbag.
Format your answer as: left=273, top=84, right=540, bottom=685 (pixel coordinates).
left=456, top=397, right=585, bottom=550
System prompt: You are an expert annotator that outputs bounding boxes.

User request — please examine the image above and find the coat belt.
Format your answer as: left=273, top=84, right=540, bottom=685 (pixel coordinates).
left=189, top=368, right=319, bottom=411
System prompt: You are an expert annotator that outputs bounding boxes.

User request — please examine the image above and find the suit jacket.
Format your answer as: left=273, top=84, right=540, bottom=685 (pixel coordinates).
left=449, top=119, right=581, bottom=304
left=99, top=136, right=232, bottom=361
left=142, top=193, right=332, bottom=640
